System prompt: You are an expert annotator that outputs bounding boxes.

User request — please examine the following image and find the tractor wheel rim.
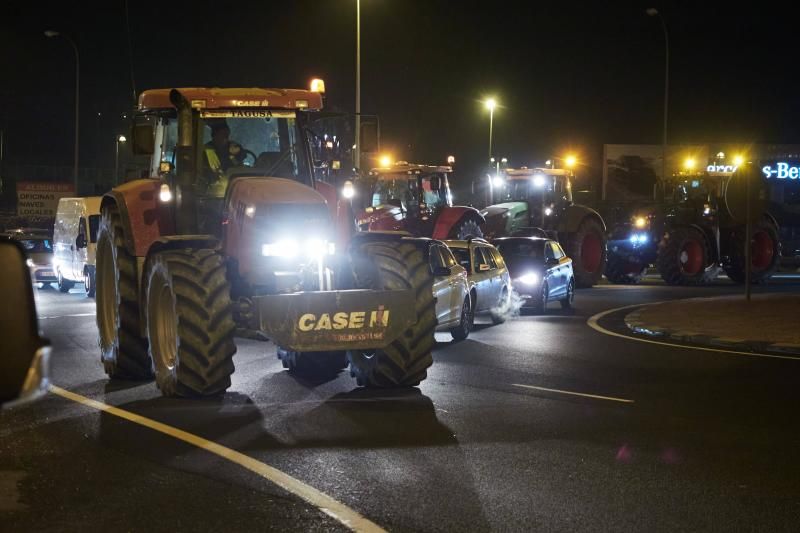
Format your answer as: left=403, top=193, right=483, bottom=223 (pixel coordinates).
left=151, top=279, right=178, bottom=371
left=679, top=239, right=703, bottom=275
left=581, top=233, right=602, bottom=274
left=751, top=231, right=774, bottom=271
left=97, top=240, right=117, bottom=351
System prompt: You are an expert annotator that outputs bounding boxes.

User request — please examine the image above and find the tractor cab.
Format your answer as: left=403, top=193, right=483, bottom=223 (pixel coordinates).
left=358, top=163, right=454, bottom=235
left=486, top=167, right=574, bottom=234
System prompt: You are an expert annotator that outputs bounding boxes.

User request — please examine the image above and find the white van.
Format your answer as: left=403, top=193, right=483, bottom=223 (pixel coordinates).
left=53, top=197, right=102, bottom=296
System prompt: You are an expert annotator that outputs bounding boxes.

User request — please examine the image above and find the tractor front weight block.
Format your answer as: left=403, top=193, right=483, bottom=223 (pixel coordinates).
left=254, top=289, right=416, bottom=352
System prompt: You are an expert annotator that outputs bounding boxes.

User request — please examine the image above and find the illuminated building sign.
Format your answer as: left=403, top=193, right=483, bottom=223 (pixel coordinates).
left=706, top=164, right=738, bottom=172
left=762, top=162, right=800, bottom=179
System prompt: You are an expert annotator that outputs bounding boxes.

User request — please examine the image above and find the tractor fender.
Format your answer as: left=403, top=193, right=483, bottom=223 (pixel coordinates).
left=101, top=179, right=175, bottom=258
left=432, top=206, right=484, bottom=240
left=557, top=204, right=606, bottom=235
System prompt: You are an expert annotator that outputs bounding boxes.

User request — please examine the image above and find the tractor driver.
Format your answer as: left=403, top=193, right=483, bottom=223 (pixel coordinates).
left=203, top=121, right=245, bottom=197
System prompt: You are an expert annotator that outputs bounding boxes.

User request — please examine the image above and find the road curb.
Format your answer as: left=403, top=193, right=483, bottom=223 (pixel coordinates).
left=624, top=307, right=800, bottom=356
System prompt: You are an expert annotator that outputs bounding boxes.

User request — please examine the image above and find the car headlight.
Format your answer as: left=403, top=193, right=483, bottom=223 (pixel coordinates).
left=518, top=272, right=539, bottom=285
left=26, top=258, right=35, bottom=268
left=262, top=238, right=335, bottom=258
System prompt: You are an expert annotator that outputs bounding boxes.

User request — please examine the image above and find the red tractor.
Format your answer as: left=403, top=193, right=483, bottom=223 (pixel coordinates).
left=354, top=162, right=485, bottom=239
left=95, top=83, right=437, bottom=396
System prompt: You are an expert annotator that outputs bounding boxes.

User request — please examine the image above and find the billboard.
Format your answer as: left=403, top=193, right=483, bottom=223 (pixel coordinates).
left=17, top=182, right=76, bottom=217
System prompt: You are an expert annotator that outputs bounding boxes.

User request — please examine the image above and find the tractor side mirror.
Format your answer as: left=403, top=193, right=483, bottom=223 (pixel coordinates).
left=131, top=123, right=155, bottom=155
left=0, top=238, right=50, bottom=408
left=76, top=234, right=87, bottom=249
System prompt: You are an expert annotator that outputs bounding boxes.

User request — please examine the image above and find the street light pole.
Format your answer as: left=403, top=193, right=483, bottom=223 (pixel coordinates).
left=45, top=31, right=79, bottom=193
left=484, top=98, right=497, bottom=160
left=646, top=8, right=669, bottom=184
left=354, top=0, right=361, bottom=171
left=115, top=135, right=127, bottom=185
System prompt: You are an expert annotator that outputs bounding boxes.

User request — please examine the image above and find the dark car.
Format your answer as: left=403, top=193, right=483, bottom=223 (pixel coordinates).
left=491, top=236, right=575, bottom=313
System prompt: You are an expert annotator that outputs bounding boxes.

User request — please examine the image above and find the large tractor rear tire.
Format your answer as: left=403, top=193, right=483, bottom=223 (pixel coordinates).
left=145, top=249, right=236, bottom=397
left=277, top=348, right=348, bottom=378
left=451, top=218, right=483, bottom=240
left=347, top=241, right=436, bottom=387
left=656, top=226, right=717, bottom=285
left=96, top=204, right=152, bottom=379
left=565, top=218, right=606, bottom=288
left=604, top=251, right=646, bottom=284
left=723, top=220, right=780, bottom=284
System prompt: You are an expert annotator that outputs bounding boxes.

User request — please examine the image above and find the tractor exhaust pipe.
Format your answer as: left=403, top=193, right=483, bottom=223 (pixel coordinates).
left=169, top=89, right=199, bottom=234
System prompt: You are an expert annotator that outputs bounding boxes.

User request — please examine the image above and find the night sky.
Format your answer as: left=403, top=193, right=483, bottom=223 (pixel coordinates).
left=2, top=1, right=799, bottom=184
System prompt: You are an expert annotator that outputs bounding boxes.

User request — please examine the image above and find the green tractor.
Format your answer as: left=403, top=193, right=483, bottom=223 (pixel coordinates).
left=480, top=167, right=607, bottom=287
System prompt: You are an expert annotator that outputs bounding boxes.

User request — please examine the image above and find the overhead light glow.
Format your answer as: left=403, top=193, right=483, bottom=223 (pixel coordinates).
left=379, top=155, right=392, bottom=167
left=492, top=175, right=505, bottom=188
left=518, top=273, right=539, bottom=285
left=484, top=98, right=497, bottom=111
left=634, top=216, right=647, bottom=229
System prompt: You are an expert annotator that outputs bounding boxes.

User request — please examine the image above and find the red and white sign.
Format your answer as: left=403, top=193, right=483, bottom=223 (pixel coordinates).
left=17, top=182, right=75, bottom=217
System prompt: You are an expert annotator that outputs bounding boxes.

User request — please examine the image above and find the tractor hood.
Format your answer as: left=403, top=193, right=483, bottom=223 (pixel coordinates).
left=228, top=176, right=327, bottom=206
left=479, top=202, right=528, bottom=237
left=355, top=204, right=404, bottom=226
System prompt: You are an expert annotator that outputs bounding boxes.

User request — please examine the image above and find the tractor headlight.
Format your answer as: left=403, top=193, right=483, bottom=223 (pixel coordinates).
left=629, top=233, right=648, bottom=244
left=262, top=238, right=335, bottom=258
left=26, top=258, right=35, bottom=268
left=518, top=272, right=539, bottom=285
left=342, top=180, right=355, bottom=199
left=159, top=183, right=173, bottom=203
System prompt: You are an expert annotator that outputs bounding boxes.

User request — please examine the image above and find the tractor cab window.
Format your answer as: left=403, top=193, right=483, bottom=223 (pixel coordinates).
left=19, top=238, right=52, bottom=253
left=372, top=175, right=416, bottom=210
left=419, top=174, right=448, bottom=208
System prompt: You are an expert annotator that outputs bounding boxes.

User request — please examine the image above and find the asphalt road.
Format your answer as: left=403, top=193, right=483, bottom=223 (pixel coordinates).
left=3, top=276, right=800, bottom=532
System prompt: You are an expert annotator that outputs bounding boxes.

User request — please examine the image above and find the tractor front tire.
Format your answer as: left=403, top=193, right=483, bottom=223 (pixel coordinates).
left=656, top=227, right=717, bottom=285
left=347, top=241, right=436, bottom=387
left=145, top=249, right=236, bottom=397
left=277, top=348, right=348, bottom=378
left=96, top=203, right=152, bottom=379
left=724, top=220, right=780, bottom=284
left=565, top=218, right=606, bottom=288
left=604, top=251, right=646, bottom=284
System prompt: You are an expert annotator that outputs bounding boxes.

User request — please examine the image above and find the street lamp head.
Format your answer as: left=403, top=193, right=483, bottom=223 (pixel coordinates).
left=646, top=8, right=659, bottom=16
left=44, top=30, right=60, bottom=38
left=484, top=98, right=497, bottom=111
left=117, top=135, right=127, bottom=143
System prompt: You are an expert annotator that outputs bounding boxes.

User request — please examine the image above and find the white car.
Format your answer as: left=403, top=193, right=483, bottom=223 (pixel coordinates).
left=444, top=239, right=512, bottom=324
left=423, top=239, right=471, bottom=340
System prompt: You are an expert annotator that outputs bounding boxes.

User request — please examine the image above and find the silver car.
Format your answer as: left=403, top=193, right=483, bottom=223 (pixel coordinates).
left=423, top=240, right=472, bottom=341
left=444, top=239, right=512, bottom=324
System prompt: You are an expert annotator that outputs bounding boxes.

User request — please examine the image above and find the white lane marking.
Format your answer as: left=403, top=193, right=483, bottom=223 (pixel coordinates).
left=49, top=385, right=385, bottom=533
left=586, top=303, right=800, bottom=361
left=512, top=383, right=634, bottom=404
left=39, top=313, right=95, bottom=320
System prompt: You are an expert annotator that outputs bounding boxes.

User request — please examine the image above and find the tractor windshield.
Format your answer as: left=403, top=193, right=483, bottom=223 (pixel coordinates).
left=160, top=111, right=311, bottom=194
left=371, top=173, right=448, bottom=210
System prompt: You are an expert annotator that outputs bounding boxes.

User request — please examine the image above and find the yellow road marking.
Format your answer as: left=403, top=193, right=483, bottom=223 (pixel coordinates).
left=512, top=384, right=634, bottom=403
left=49, top=385, right=386, bottom=533
left=586, top=303, right=800, bottom=361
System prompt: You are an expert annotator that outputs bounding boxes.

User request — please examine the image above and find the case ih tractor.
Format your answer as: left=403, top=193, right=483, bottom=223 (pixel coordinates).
left=354, top=162, right=485, bottom=239
left=605, top=165, right=780, bottom=285
left=95, top=84, right=437, bottom=397
left=480, top=167, right=607, bottom=287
